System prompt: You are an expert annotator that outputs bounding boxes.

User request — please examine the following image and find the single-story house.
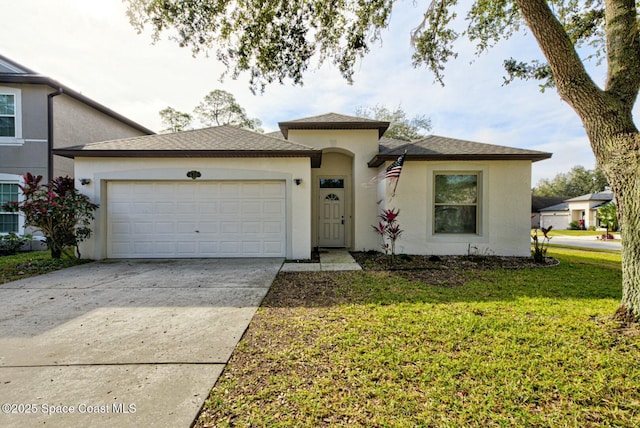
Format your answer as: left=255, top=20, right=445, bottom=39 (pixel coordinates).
left=539, top=190, right=614, bottom=230
left=531, top=196, right=567, bottom=228
left=53, top=113, right=552, bottom=260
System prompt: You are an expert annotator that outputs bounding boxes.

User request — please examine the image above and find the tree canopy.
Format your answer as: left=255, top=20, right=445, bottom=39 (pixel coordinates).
left=159, top=106, right=192, bottom=133
left=159, top=89, right=261, bottom=132
left=355, top=105, right=431, bottom=141
left=533, top=165, right=609, bottom=197
left=195, top=89, right=262, bottom=130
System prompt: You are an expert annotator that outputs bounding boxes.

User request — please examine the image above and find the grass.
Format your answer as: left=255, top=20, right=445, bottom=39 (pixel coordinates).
left=0, top=251, right=90, bottom=285
left=196, top=248, right=640, bottom=427
left=534, top=229, right=619, bottom=238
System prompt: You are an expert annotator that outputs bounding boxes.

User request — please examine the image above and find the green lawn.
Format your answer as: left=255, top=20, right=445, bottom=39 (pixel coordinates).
left=0, top=251, right=89, bottom=285
left=534, top=229, right=619, bottom=237
left=196, top=248, right=639, bottom=427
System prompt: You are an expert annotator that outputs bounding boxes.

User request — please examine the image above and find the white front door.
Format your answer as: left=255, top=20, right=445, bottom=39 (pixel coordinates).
left=318, top=187, right=345, bottom=247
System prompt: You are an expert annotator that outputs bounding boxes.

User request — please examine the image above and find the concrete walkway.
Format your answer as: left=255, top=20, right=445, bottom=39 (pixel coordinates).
left=0, top=258, right=282, bottom=428
left=280, top=248, right=362, bottom=272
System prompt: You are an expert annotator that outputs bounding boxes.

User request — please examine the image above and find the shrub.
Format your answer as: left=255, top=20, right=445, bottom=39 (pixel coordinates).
left=597, top=201, right=618, bottom=233
left=0, top=233, right=32, bottom=256
left=569, top=221, right=581, bottom=230
left=372, top=208, right=403, bottom=265
left=531, top=226, right=552, bottom=263
left=2, top=174, right=98, bottom=259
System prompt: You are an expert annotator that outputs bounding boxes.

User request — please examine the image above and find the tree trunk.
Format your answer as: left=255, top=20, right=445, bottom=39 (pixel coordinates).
left=48, top=239, right=63, bottom=259
left=515, top=0, right=640, bottom=321
left=597, top=133, right=640, bottom=321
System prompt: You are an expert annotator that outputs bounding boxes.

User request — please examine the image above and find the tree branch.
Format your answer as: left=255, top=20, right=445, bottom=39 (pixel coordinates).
left=514, top=0, right=604, bottom=117
left=604, top=0, right=640, bottom=108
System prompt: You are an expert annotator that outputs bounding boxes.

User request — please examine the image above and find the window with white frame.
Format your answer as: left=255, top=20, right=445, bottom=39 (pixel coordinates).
left=434, top=173, right=480, bottom=234
left=0, top=182, right=19, bottom=233
left=0, top=87, right=21, bottom=141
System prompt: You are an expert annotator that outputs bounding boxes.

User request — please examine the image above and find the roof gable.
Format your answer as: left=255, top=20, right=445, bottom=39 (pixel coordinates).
left=278, top=112, right=389, bottom=139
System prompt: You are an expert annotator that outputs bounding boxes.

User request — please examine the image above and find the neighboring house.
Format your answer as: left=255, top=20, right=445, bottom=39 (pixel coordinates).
left=531, top=196, right=567, bottom=228
left=0, top=54, right=153, bottom=236
left=54, top=113, right=552, bottom=259
left=539, top=190, right=614, bottom=230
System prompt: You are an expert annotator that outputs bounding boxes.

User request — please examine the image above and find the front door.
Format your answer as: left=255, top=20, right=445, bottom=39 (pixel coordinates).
left=318, top=181, right=345, bottom=247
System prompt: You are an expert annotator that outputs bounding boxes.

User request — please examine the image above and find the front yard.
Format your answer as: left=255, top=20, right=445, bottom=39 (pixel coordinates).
left=0, top=251, right=89, bottom=285
left=196, top=248, right=639, bottom=427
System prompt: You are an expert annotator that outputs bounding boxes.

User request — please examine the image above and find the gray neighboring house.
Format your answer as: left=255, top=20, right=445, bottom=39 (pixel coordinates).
left=539, top=190, right=614, bottom=230
left=0, top=54, right=153, bottom=235
left=531, top=196, right=566, bottom=228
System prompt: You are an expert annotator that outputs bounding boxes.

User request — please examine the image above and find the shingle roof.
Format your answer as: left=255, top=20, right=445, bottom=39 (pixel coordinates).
left=539, top=202, right=569, bottom=212
left=53, top=125, right=323, bottom=166
left=278, top=112, right=389, bottom=138
left=369, top=135, right=552, bottom=166
left=532, top=196, right=567, bottom=212
left=565, top=191, right=614, bottom=202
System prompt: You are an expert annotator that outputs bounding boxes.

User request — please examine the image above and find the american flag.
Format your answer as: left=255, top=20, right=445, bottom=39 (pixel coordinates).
left=385, top=152, right=406, bottom=179
left=385, top=150, right=407, bottom=197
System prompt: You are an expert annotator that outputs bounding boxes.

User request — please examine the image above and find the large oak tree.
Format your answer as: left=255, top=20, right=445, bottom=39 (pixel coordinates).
left=125, top=0, right=640, bottom=320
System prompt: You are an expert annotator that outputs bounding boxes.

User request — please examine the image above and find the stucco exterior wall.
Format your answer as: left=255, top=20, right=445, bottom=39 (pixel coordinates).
left=378, top=160, right=533, bottom=257
left=288, top=129, right=381, bottom=250
left=73, top=157, right=311, bottom=260
left=0, top=84, right=48, bottom=176
left=53, top=95, right=149, bottom=177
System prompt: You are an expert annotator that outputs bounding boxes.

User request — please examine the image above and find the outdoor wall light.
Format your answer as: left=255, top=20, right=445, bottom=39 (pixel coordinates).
left=79, top=178, right=91, bottom=185
left=294, top=178, right=303, bottom=185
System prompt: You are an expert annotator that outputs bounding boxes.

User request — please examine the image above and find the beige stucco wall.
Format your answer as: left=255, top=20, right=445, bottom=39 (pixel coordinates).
left=73, top=157, right=311, bottom=260
left=378, top=160, right=533, bottom=257
left=288, top=129, right=381, bottom=250
left=53, top=95, right=149, bottom=177
left=568, top=201, right=603, bottom=229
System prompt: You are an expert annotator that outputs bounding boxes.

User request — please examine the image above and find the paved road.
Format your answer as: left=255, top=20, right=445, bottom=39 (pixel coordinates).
left=0, top=258, right=282, bottom=428
left=548, top=235, right=621, bottom=251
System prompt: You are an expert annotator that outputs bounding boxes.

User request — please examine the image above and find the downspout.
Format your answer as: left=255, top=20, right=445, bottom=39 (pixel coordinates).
left=47, top=87, right=63, bottom=181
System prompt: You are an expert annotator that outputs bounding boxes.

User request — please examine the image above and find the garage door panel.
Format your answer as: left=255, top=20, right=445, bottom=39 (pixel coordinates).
left=263, top=200, right=284, bottom=214
left=107, top=181, right=286, bottom=258
left=133, top=222, right=153, bottom=234
left=220, top=183, right=240, bottom=196
left=242, top=183, right=262, bottom=197
left=263, top=241, right=283, bottom=255
left=264, top=221, right=282, bottom=234
left=199, top=201, right=218, bottom=213
left=262, top=182, right=285, bottom=197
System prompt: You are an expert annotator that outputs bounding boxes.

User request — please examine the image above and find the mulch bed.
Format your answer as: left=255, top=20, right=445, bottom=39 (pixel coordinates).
left=350, top=251, right=558, bottom=271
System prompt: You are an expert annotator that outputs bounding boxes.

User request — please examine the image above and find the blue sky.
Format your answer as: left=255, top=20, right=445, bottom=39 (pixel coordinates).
left=2, top=0, right=616, bottom=185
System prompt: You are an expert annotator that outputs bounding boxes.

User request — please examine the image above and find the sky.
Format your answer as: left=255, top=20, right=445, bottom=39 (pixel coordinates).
left=1, top=0, right=620, bottom=185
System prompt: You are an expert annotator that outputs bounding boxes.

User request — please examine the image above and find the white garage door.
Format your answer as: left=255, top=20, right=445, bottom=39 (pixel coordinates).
left=540, top=213, right=569, bottom=231
left=107, top=181, right=286, bottom=258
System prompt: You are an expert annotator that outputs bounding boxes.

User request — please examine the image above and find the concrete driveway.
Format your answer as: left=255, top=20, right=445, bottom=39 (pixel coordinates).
left=0, top=258, right=282, bottom=427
